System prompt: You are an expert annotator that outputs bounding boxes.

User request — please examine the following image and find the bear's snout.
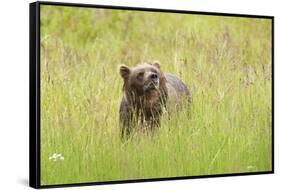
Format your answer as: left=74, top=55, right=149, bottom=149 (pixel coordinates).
left=149, top=73, right=158, bottom=80
left=146, top=71, right=159, bottom=84
left=142, top=71, right=159, bottom=91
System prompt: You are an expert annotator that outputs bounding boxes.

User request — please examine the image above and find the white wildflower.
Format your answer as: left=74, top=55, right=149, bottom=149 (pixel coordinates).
left=49, top=153, right=65, bottom=161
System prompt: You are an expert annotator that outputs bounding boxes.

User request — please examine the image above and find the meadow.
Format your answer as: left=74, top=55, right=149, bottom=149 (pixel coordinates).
left=40, top=5, right=272, bottom=185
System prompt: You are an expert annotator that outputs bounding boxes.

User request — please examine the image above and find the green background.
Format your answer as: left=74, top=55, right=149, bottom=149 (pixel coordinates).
left=40, top=5, right=272, bottom=185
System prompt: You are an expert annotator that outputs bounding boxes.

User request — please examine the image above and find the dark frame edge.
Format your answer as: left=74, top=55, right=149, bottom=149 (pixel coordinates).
left=271, top=17, right=274, bottom=173
left=29, top=1, right=40, bottom=189
left=40, top=171, right=273, bottom=189
left=37, top=0, right=273, bottom=19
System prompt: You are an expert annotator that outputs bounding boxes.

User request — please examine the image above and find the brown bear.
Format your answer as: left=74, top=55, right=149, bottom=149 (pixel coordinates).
left=119, top=61, right=191, bottom=139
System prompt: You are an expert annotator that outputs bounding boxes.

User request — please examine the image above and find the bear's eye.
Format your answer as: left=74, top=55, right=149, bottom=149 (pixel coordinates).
left=137, top=72, right=144, bottom=81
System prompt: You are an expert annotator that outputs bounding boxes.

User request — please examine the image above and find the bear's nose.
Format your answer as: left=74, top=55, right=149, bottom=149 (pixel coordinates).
left=149, top=73, right=158, bottom=80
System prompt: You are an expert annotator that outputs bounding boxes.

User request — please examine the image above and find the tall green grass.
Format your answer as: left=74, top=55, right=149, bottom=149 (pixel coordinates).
left=40, top=5, right=272, bottom=185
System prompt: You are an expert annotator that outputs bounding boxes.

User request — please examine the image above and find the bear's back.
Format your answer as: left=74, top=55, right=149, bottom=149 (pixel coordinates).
left=164, top=73, right=191, bottom=111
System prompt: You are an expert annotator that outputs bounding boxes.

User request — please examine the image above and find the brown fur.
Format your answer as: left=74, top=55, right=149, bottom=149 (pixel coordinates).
left=119, top=61, right=190, bottom=139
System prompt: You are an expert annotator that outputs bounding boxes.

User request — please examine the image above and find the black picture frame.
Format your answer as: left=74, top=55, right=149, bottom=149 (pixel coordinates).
left=29, top=1, right=274, bottom=189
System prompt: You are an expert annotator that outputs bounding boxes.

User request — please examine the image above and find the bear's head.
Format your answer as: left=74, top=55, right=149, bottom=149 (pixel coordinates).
left=119, top=61, right=167, bottom=100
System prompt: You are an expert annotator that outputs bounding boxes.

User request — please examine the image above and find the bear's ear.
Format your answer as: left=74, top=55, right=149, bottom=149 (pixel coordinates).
left=119, top=64, right=130, bottom=80
left=152, top=60, right=161, bottom=69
